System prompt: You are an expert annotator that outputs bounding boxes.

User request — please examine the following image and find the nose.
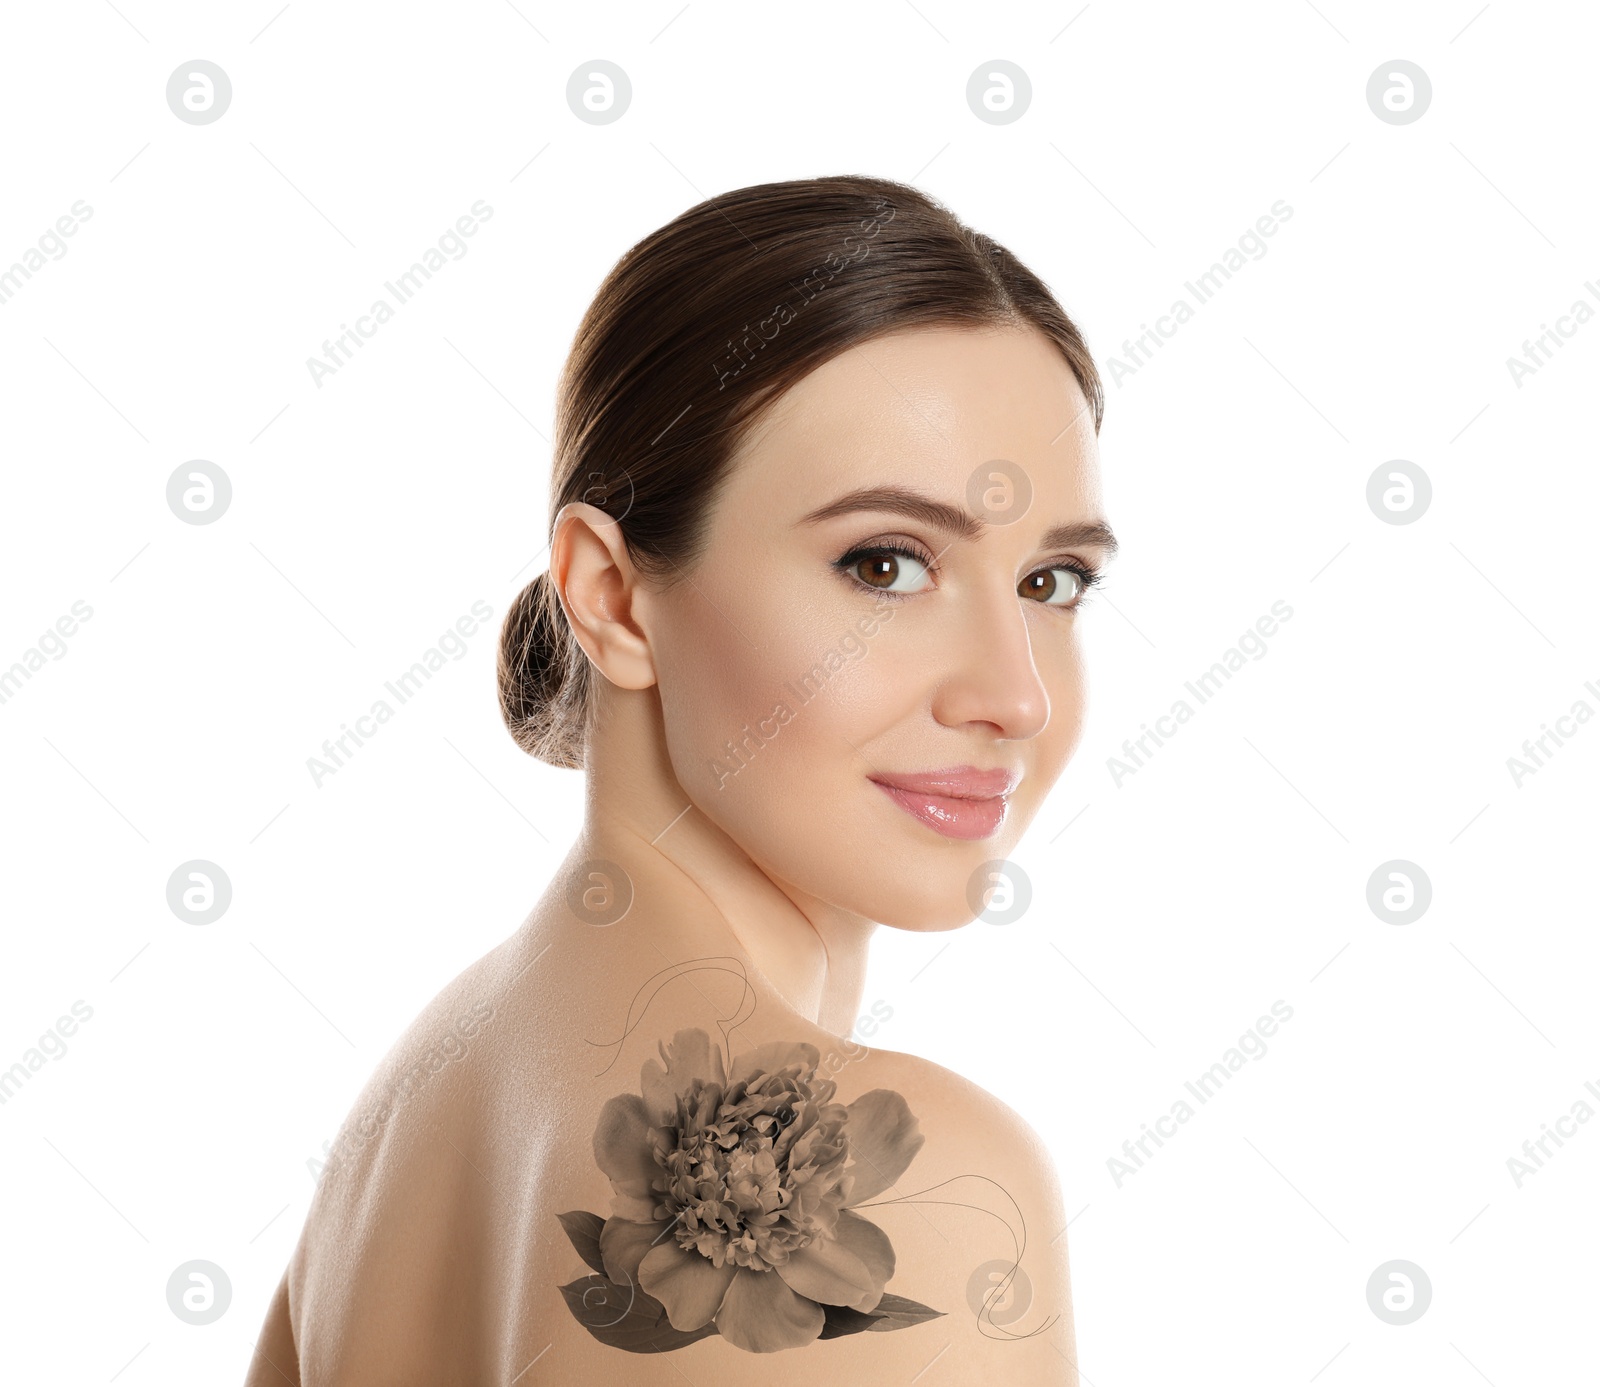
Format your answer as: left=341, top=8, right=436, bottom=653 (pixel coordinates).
left=929, top=582, right=1051, bottom=741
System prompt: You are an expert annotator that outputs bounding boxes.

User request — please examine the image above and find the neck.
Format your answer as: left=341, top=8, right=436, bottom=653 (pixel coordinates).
left=573, top=683, right=877, bottom=1036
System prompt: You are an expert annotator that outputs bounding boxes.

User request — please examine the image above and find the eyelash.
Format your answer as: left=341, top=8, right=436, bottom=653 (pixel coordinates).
left=833, top=540, right=1103, bottom=610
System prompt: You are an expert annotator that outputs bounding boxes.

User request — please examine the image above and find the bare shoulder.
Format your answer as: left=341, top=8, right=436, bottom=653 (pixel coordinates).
left=539, top=1024, right=1081, bottom=1386
left=862, top=1041, right=1065, bottom=1172
left=838, top=1042, right=1082, bottom=1381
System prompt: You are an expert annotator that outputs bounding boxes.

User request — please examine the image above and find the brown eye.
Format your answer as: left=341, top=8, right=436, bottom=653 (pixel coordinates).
left=1020, top=567, right=1085, bottom=606
left=841, top=548, right=935, bottom=595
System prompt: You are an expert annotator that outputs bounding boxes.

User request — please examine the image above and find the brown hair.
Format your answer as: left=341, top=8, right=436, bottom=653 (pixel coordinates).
left=497, top=173, right=1103, bottom=769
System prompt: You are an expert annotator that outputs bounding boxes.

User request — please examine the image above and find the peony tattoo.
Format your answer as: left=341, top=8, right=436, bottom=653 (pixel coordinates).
left=555, top=1027, right=944, bottom=1353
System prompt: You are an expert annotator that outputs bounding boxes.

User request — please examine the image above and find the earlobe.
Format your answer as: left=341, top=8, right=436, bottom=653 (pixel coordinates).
left=550, top=502, right=658, bottom=691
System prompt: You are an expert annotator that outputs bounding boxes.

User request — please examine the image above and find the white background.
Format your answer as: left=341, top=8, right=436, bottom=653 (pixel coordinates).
left=1, top=1, right=1595, bottom=1382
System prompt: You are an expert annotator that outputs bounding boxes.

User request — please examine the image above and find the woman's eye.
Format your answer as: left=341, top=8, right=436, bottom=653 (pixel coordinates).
left=846, top=549, right=935, bottom=594
left=1019, top=567, right=1086, bottom=606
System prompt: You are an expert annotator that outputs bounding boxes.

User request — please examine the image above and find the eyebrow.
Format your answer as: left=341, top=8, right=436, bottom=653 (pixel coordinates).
left=797, top=485, right=1119, bottom=557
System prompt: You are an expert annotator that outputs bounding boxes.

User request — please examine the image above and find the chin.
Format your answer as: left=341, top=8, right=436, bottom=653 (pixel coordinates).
left=879, top=896, right=992, bottom=933
left=842, top=832, right=1036, bottom=932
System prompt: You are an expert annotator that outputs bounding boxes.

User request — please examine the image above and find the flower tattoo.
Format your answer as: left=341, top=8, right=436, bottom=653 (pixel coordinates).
left=555, top=1027, right=943, bottom=1353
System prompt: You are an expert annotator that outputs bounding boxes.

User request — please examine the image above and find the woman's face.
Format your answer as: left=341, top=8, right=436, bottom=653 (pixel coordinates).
left=646, top=323, right=1115, bottom=932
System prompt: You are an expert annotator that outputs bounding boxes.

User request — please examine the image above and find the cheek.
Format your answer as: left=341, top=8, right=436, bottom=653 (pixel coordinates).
left=1034, top=625, right=1088, bottom=769
left=654, top=584, right=890, bottom=811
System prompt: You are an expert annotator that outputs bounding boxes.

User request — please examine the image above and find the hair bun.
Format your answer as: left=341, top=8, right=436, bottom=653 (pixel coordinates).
left=496, top=570, right=589, bottom=769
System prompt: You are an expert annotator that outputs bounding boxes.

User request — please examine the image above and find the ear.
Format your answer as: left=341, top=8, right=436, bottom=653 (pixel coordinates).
left=548, top=502, right=657, bottom=692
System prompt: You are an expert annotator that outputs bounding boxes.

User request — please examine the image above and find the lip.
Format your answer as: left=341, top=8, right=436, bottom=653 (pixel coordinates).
left=867, top=765, right=1020, bottom=841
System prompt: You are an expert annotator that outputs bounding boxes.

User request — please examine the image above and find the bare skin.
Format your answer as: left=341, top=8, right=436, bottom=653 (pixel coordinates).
left=245, top=323, right=1114, bottom=1386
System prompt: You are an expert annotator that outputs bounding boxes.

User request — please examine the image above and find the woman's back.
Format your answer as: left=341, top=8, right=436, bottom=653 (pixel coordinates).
left=245, top=892, right=1079, bottom=1385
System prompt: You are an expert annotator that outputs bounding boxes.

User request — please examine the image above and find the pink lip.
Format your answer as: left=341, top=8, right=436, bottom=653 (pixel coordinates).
left=867, top=765, right=1020, bottom=841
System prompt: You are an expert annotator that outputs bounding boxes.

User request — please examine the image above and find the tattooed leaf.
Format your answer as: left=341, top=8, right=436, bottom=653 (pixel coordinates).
left=818, top=1292, right=946, bottom=1339
left=862, top=1292, right=947, bottom=1331
left=558, top=1273, right=720, bottom=1353
left=817, top=1304, right=877, bottom=1339
left=555, top=1209, right=607, bottom=1275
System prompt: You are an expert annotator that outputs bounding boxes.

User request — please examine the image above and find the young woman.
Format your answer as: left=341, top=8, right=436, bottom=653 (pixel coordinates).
left=245, top=173, right=1115, bottom=1386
